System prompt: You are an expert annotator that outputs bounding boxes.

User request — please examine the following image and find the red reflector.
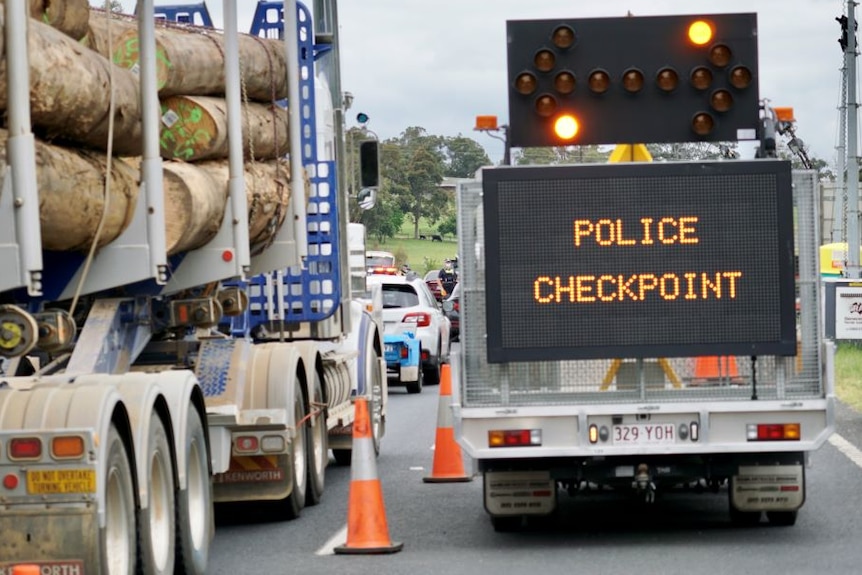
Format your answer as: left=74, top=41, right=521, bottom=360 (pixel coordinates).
left=235, top=436, right=259, bottom=453
left=10, top=437, right=42, bottom=459
left=421, top=350, right=430, bottom=362
left=3, top=474, right=19, bottom=490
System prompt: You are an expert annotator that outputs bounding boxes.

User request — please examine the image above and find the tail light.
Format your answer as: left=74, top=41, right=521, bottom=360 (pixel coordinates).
left=10, top=437, right=42, bottom=460
left=234, top=435, right=259, bottom=453
left=400, top=346, right=408, bottom=359
left=52, top=435, right=85, bottom=459
left=402, top=312, right=431, bottom=327
left=747, top=423, right=800, bottom=441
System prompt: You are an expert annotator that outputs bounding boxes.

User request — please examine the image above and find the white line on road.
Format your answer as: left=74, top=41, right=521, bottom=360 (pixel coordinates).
left=829, top=433, right=862, bottom=469
left=316, top=525, right=348, bottom=556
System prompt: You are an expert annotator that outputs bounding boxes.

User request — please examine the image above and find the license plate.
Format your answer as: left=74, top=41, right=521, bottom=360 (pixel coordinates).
left=613, top=423, right=676, bottom=445
left=27, top=468, right=97, bottom=494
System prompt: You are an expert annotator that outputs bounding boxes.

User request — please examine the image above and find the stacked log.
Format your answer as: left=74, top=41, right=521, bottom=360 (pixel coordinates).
left=0, top=0, right=91, bottom=41
left=85, top=8, right=289, bottom=100
left=0, top=8, right=299, bottom=254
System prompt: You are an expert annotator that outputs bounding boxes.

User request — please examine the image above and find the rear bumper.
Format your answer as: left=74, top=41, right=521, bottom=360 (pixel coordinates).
left=0, top=505, right=99, bottom=574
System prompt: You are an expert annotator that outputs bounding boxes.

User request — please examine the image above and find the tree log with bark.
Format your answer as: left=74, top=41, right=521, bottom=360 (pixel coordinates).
left=160, top=96, right=289, bottom=162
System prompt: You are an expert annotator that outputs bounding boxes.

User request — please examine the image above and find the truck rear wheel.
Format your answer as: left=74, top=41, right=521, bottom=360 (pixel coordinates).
left=101, top=424, right=136, bottom=575
left=274, top=379, right=308, bottom=519
left=729, top=504, right=762, bottom=526
left=175, top=406, right=213, bottom=575
left=406, top=369, right=423, bottom=394
left=305, top=370, right=327, bottom=506
left=140, top=414, right=176, bottom=575
left=766, top=510, right=798, bottom=526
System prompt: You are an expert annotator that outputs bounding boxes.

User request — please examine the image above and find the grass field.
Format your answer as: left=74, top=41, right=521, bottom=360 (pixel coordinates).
left=836, top=342, right=862, bottom=412
left=367, top=219, right=459, bottom=274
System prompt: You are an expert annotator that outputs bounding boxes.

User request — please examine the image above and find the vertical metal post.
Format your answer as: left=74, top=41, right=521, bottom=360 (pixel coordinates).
left=284, top=0, right=308, bottom=263
left=834, top=55, right=848, bottom=243
left=846, top=0, right=860, bottom=277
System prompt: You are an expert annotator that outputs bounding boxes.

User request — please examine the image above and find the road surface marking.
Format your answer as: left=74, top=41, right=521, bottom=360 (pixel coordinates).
left=316, top=525, right=348, bottom=556
left=829, top=433, right=862, bottom=469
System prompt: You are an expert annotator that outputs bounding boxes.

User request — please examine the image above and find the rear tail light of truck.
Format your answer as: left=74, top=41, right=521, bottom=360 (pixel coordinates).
left=400, top=346, right=409, bottom=359
left=9, top=437, right=42, bottom=460
left=402, top=312, right=431, bottom=327
left=52, top=435, right=86, bottom=459
left=234, top=436, right=259, bottom=454
left=488, top=429, right=542, bottom=447
left=234, top=434, right=286, bottom=454
left=746, top=423, right=800, bottom=441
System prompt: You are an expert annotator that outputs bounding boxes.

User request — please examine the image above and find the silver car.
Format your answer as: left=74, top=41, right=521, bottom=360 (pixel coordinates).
left=367, top=274, right=451, bottom=385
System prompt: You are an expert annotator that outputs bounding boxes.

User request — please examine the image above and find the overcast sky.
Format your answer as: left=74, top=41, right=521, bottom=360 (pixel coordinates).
left=117, top=1, right=849, bottom=165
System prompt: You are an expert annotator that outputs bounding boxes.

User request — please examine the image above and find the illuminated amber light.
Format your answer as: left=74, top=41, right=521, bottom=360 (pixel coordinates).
left=691, top=112, right=714, bottom=136
left=711, top=89, right=733, bottom=112
left=535, top=94, right=557, bottom=117
left=690, top=67, right=713, bottom=90
left=554, top=115, right=580, bottom=140
left=588, top=70, right=610, bottom=94
left=534, top=49, right=556, bottom=72
left=656, top=68, right=679, bottom=92
left=52, top=435, right=85, bottom=458
left=552, top=25, right=575, bottom=49
left=515, top=72, right=538, bottom=95
left=688, top=20, right=713, bottom=45
left=709, top=44, right=732, bottom=67
left=622, top=68, right=644, bottom=93
left=729, top=65, right=752, bottom=89
left=554, top=71, right=576, bottom=94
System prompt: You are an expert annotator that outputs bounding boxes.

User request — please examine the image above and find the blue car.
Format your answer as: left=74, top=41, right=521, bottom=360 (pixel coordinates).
left=383, top=328, right=423, bottom=394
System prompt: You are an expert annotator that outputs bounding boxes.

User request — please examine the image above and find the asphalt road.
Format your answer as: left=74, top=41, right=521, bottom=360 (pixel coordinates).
left=208, top=381, right=862, bottom=575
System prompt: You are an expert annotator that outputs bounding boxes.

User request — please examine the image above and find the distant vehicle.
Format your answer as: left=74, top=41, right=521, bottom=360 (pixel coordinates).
left=367, top=250, right=397, bottom=275
left=367, top=274, right=451, bottom=385
left=443, top=282, right=460, bottom=342
left=424, top=269, right=447, bottom=301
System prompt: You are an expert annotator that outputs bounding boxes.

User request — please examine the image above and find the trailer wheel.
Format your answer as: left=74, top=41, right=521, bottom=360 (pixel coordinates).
left=766, top=510, right=798, bottom=526
left=729, top=504, right=762, bottom=526
left=305, top=370, right=327, bottom=506
left=370, top=354, right=384, bottom=456
left=406, top=368, right=424, bottom=394
left=276, top=379, right=308, bottom=519
left=101, top=424, right=136, bottom=575
left=175, top=406, right=213, bottom=575
left=140, top=414, right=176, bottom=575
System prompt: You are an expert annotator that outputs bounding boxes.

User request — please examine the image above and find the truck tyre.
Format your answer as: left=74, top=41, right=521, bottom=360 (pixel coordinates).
left=175, top=406, right=214, bottom=575
left=729, top=504, right=761, bottom=526
left=275, top=379, right=308, bottom=519
left=305, top=370, right=327, bottom=506
left=140, top=414, right=176, bottom=575
left=406, top=368, right=424, bottom=394
left=101, top=424, right=136, bottom=575
left=370, top=354, right=384, bottom=456
left=490, top=515, right=525, bottom=532
left=766, top=510, right=798, bottom=526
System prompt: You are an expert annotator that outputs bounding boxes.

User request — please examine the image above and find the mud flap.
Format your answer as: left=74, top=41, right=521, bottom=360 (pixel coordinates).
left=484, top=470, right=556, bottom=516
left=730, top=464, right=805, bottom=512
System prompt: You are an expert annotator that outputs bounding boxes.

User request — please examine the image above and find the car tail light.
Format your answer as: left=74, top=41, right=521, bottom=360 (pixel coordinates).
left=489, top=429, right=542, bottom=447
left=10, top=437, right=42, bottom=460
left=402, top=312, right=431, bottom=327
left=400, top=346, right=408, bottom=359
left=746, top=423, right=800, bottom=441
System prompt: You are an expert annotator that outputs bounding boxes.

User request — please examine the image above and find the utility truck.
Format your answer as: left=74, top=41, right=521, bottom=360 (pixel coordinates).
left=0, top=1, right=386, bottom=573
left=452, top=12, right=833, bottom=531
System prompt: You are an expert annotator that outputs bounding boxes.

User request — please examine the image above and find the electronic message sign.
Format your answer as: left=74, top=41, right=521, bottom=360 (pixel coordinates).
left=482, top=160, right=796, bottom=363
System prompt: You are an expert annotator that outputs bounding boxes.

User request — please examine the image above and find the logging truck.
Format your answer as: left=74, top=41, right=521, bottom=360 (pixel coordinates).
left=0, top=1, right=387, bottom=574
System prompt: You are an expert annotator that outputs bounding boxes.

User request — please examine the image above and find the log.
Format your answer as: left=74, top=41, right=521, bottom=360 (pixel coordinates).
left=0, top=16, right=143, bottom=156
left=85, top=9, right=289, bottom=101
left=160, top=96, right=289, bottom=162
left=0, top=0, right=91, bottom=40
left=0, top=130, right=139, bottom=252
left=162, top=162, right=227, bottom=254
left=197, top=160, right=292, bottom=249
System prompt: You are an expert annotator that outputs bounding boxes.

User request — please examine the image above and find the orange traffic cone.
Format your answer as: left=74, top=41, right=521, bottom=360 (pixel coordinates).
left=424, top=363, right=472, bottom=483
left=12, top=566, right=39, bottom=575
left=334, top=398, right=403, bottom=555
left=693, top=356, right=740, bottom=380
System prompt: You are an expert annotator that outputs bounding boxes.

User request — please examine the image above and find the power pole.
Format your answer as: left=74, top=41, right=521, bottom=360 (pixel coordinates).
left=843, top=1, right=861, bottom=277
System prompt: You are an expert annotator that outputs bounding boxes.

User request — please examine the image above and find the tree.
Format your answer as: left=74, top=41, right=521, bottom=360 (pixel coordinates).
left=443, top=135, right=490, bottom=177
left=646, top=142, right=735, bottom=161
left=437, top=212, right=457, bottom=238
left=381, top=127, right=448, bottom=239
left=513, top=145, right=609, bottom=165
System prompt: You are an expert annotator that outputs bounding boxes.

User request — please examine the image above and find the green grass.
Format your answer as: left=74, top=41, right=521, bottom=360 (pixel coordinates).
left=836, top=342, right=862, bottom=412
left=367, top=237, right=458, bottom=275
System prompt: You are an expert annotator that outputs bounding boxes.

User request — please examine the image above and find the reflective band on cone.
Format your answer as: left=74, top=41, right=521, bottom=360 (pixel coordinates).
left=334, top=398, right=403, bottom=554
left=424, top=364, right=472, bottom=483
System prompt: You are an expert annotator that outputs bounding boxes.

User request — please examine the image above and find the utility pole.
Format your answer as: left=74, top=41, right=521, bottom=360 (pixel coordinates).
left=843, top=1, right=861, bottom=277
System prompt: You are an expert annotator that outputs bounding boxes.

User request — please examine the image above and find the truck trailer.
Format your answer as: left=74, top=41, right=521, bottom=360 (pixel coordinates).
left=0, top=1, right=386, bottom=573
